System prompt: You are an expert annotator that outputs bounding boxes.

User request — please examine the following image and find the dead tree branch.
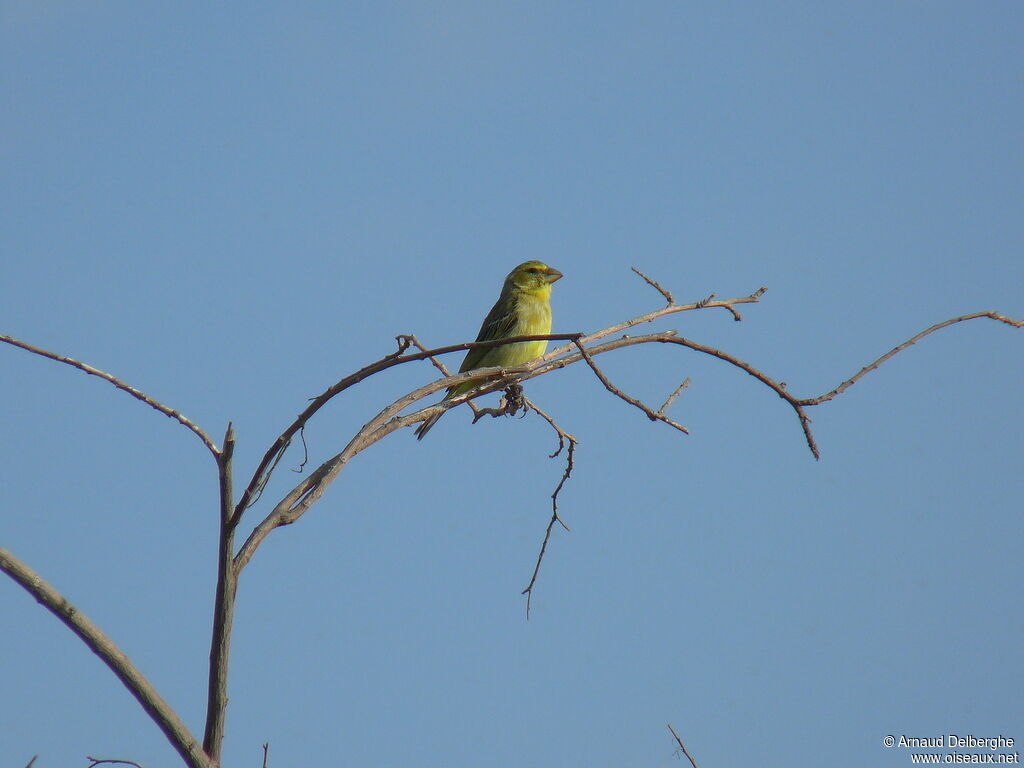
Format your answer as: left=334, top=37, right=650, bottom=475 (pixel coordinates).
left=229, top=332, right=585, bottom=527
left=517, top=394, right=578, bottom=618
left=86, top=758, right=146, bottom=768
left=0, top=547, right=212, bottom=768
left=573, top=338, right=690, bottom=434
left=631, top=266, right=675, bottom=304
left=668, top=723, right=700, bottom=768
left=798, top=310, right=1024, bottom=405
left=203, top=423, right=237, bottom=760
left=0, top=334, right=220, bottom=457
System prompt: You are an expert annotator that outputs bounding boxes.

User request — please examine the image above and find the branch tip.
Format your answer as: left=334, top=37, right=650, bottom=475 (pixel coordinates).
left=631, top=266, right=675, bottom=304
left=667, top=724, right=700, bottom=768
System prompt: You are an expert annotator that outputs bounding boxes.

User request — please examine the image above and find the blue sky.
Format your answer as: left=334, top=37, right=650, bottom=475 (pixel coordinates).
left=2, top=2, right=1021, bottom=766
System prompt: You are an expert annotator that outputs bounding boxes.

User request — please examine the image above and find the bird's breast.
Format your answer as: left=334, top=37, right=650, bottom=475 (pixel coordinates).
left=505, top=293, right=552, bottom=363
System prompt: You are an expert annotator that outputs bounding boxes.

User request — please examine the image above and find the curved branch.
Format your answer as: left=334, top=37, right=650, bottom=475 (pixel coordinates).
left=230, top=332, right=585, bottom=525
left=87, top=759, right=145, bottom=768
left=0, top=547, right=212, bottom=768
left=658, top=334, right=820, bottom=458
left=798, top=310, right=1023, bottom=406
left=235, top=295, right=1022, bottom=574
left=230, top=287, right=769, bottom=525
left=0, top=335, right=219, bottom=457
left=572, top=338, right=690, bottom=434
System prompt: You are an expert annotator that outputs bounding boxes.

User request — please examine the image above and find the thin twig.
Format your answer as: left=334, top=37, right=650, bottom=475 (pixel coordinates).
left=516, top=395, right=579, bottom=617
left=798, top=310, right=1024, bottom=406
left=658, top=377, right=692, bottom=417
left=87, top=758, right=145, bottom=768
left=521, top=439, right=575, bottom=620
left=658, top=335, right=820, bottom=458
left=572, top=338, right=690, bottom=434
left=0, top=334, right=219, bottom=456
left=291, top=425, right=309, bottom=472
left=667, top=724, right=700, bottom=768
left=631, top=266, right=675, bottom=304
left=521, top=394, right=578, bottom=459
left=262, top=742, right=269, bottom=768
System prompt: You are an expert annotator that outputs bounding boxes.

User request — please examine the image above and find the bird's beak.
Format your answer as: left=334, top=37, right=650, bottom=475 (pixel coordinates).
left=545, top=267, right=563, bottom=283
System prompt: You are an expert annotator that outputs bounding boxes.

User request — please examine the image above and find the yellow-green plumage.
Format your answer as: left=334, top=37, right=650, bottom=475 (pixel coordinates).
left=415, top=260, right=563, bottom=439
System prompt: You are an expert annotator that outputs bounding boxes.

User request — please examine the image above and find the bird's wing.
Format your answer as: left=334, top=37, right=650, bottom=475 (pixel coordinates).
left=459, top=291, right=519, bottom=372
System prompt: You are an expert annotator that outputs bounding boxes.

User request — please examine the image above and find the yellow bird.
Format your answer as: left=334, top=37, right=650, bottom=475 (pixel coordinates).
left=415, top=260, right=564, bottom=439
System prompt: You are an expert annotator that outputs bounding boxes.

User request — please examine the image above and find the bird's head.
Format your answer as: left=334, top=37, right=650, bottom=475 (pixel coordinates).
left=505, top=260, right=563, bottom=296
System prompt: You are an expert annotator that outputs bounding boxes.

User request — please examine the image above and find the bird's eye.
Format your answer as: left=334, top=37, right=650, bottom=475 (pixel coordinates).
left=528, top=268, right=539, bottom=274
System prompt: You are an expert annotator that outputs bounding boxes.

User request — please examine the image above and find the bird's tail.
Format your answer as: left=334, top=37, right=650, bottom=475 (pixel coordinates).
left=415, top=384, right=466, bottom=440
left=414, top=408, right=444, bottom=440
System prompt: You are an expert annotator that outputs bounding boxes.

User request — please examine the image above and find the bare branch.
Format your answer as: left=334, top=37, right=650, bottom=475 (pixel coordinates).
left=230, top=332, right=584, bottom=526
left=554, top=287, right=768, bottom=355
left=86, top=758, right=146, bottom=768
left=517, top=394, right=579, bottom=618
left=631, top=266, right=675, bottom=304
left=236, top=288, right=1021, bottom=575
left=572, top=338, right=690, bottom=434
left=522, top=437, right=575, bottom=619
left=231, top=365, right=522, bottom=573
left=232, top=344, right=594, bottom=575
left=233, top=285, right=768, bottom=529
left=799, top=310, right=1024, bottom=406
left=520, top=394, right=577, bottom=459
left=667, top=723, right=700, bottom=768
left=656, top=334, right=820, bottom=459
left=658, top=377, right=692, bottom=416
left=0, top=547, right=212, bottom=768
left=0, top=334, right=220, bottom=457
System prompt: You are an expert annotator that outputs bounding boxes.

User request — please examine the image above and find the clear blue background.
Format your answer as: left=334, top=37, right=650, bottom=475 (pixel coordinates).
left=2, top=2, right=1021, bottom=766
